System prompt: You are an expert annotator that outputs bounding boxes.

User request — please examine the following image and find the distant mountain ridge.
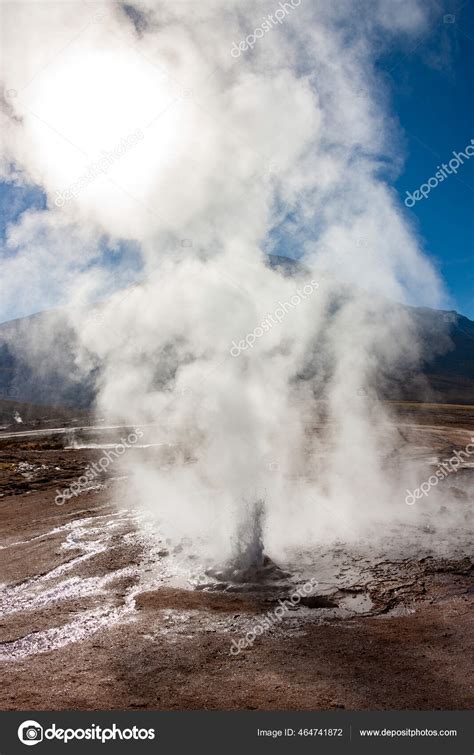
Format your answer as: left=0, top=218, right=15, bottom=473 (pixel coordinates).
left=0, top=256, right=473, bottom=409
left=410, top=306, right=474, bottom=404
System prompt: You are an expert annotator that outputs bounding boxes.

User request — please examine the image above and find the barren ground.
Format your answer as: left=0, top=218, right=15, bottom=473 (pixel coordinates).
left=0, top=403, right=472, bottom=710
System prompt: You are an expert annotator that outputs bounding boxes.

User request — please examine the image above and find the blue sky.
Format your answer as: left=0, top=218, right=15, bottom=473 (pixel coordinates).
left=384, top=0, right=474, bottom=318
left=1, top=0, right=473, bottom=321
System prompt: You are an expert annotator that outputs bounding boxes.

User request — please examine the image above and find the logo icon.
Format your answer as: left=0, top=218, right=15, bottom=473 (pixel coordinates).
left=18, top=721, right=43, bottom=746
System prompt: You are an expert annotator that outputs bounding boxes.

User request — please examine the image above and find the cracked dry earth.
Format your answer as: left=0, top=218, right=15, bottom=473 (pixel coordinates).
left=0, top=407, right=473, bottom=710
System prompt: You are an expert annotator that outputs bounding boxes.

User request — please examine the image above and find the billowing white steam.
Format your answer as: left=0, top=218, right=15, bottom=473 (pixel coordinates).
left=1, top=0, right=447, bottom=568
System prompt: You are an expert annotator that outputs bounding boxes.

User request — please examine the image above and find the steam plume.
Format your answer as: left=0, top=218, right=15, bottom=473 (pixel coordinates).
left=0, top=0, right=448, bottom=568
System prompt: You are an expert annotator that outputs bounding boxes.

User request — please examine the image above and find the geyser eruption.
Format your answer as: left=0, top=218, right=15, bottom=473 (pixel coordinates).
left=229, top=498, right=266, bottom=576
left=1, top=0, right=447, bottom=575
